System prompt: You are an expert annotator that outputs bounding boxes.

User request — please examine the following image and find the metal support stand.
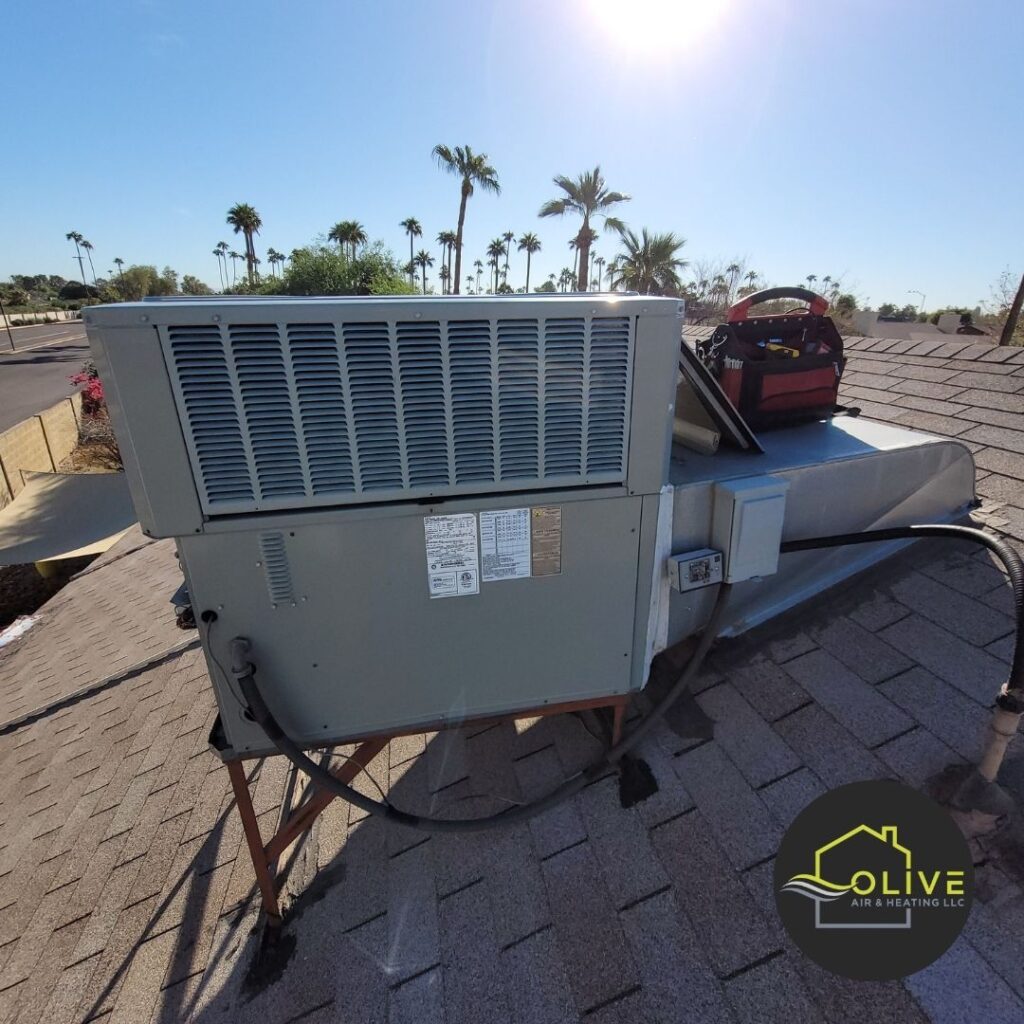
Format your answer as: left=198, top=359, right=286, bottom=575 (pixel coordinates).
left=221, top=695, right=630, bottom=923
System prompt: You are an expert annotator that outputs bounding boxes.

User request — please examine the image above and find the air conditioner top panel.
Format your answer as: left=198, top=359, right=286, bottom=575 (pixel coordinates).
left=85, top=295, right=682, bottom=530
left=86, top=293, right=682, bottom=326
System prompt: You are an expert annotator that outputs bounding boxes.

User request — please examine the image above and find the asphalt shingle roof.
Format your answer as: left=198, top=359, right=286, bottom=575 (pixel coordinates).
left=0, top=334, right=1021, bottom=1023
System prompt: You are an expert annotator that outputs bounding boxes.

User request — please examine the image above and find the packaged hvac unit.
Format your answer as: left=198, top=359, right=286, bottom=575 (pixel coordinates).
left=86, top=296, right=682, bottom=755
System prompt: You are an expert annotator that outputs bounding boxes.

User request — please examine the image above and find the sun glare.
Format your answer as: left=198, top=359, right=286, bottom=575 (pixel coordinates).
left=587, top=0, right=730, bottom=56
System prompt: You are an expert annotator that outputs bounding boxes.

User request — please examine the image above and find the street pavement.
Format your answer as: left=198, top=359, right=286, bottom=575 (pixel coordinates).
left=0, top=321, right=89, bottom=431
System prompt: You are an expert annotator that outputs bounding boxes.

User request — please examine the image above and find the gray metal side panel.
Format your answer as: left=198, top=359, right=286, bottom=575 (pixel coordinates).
left=85, top=322, right=202, bottom=538
left=626, top=305, right=681, bottom=495
left=181, top=494, right=645, bottom=755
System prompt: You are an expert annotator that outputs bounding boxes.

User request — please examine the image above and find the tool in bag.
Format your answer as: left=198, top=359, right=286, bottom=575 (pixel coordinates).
left=696, top=287, right=846, bottom=430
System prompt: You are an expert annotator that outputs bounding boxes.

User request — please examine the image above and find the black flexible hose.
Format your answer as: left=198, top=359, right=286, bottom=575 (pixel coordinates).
left=231, top=583, right=733, bottom=834
left=231, top=522, right=1022, bottom=833
left=780, top=524, right=1023, bottom=700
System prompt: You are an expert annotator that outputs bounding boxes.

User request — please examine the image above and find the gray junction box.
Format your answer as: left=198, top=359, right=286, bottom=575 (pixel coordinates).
left=86, top=296, right=682, bottom=755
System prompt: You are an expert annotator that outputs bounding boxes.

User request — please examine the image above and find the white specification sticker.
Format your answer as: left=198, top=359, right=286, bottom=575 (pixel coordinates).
left=424, top=513, right=479, bottom=598
left=480, top=508, right=531, bottom=582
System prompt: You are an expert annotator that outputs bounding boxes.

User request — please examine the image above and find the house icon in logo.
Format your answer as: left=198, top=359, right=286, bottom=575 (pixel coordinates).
left=782, top=824, right=913, bottom=930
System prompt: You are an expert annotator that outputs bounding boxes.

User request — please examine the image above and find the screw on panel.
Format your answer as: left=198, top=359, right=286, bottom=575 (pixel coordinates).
left=140, top=315, right=149, bottom=322
left=212, top=314, right=221, bottom=322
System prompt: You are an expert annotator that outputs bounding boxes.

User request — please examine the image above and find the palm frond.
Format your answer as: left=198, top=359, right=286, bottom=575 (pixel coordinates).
left=539, top=198, right=570, bottom=218
left=432, top=144, right=456, bottom=172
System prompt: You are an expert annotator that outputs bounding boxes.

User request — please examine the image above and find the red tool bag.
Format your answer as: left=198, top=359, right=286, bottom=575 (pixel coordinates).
left=696, top=287, right=846, bottom=430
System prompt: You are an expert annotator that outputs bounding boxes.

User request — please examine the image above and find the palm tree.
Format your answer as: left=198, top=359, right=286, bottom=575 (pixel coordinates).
left=594, top=255, right=605, bottom=292
left=229, top=251, right=242, bottom=285
left=414, top=249, right=435, bottom=293
left=443, top=231, right=458, bottom=289
left=436, top=230, right=457, bottom=293
left=432, top=144, right=500, bottom=294
left=66, top=231, right=87, bottom=284
left=328, top=221, right=367, bottom=260
left=473, top=259, right=484, bottom=294
left=745, top=270, right=758, bottom=289
left=517, top=233, right=541, bottom=291
left=605, top=260, right=618, bottom=291
left=806, top=274, right=818, bottom=291
left=328, top=221, right=348, bottom=254
left=213, top=241, right=229, bottom=290
left=212, top=249, right=225, bottom=290
left=400, top=217, right=422, bottom=287
left=501, top=230, right=515, bottom=285
left=266, top=247, right=283, bottom=277
left=439, top=265, right=450, bottom=294
left=465, top=275, right=474, bottom=294
left=487, top=239, right=505, bottom=293
left=724, top=262, right=741, bottom=302
left=80, top=239, right=98, bottom=286
left=113, top=257, right=125, bottom=285
left=226, top=203, right=262, bottom=285
left=349, top=222, right=367, bottom=259
left=610, top=228, right=688, bottom=295
left=539, top=166, right=629, bottom=291
left=569, top=239, right=579, bottom=283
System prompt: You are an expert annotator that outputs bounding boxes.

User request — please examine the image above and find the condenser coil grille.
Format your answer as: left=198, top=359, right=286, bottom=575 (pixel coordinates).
left=163, top=315, right=635, bottom=514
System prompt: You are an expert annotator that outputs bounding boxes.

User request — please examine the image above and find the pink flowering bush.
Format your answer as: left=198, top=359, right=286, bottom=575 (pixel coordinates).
left=69, top=361, right=105, bottom=417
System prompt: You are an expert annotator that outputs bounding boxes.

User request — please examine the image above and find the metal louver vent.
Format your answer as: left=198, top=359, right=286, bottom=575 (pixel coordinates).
left=259, top=532, right=295, bottom=605
left=163, top=314, right=634, bottom=515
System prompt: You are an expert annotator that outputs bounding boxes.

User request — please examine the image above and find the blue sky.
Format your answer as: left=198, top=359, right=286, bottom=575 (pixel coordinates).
left=1, top=0, right=1021, bottom=309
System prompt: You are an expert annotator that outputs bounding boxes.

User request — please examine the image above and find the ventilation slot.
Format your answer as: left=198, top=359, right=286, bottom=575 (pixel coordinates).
left=288, top=324, right=355, bottom=496
left=230, top=325, right=306, bottom=501
left=398, top=321, right=450, bottom=487
left=587, top=317, right=631, bottom=473
left=168, top=325, right=254, bottom=507
left=543, top=318, right=585, bottom=476
left=497, top=319, right=539, bottom=479
left=344, top=323, right=403, bottom=491
left=259, top=533, right=295, bottom=605
left=449, top=320, right=494, bottom=483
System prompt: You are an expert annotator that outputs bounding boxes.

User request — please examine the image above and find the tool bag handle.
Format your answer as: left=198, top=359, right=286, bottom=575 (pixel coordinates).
left=727, top=287, right=829, bottom=323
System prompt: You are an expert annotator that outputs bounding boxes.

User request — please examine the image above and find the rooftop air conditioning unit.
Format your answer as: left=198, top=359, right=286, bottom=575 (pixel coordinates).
left=86, top=295, right=682, bottom=756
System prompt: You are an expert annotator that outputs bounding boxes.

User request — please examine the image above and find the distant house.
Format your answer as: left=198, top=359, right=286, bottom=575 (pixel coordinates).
left=854, top=309, right=988, bottom=339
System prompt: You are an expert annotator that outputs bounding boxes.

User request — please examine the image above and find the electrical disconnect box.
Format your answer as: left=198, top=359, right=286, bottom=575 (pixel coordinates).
left=711, top=476, right=789, bottom=582
left=85, top=295, right=683, bottom=756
